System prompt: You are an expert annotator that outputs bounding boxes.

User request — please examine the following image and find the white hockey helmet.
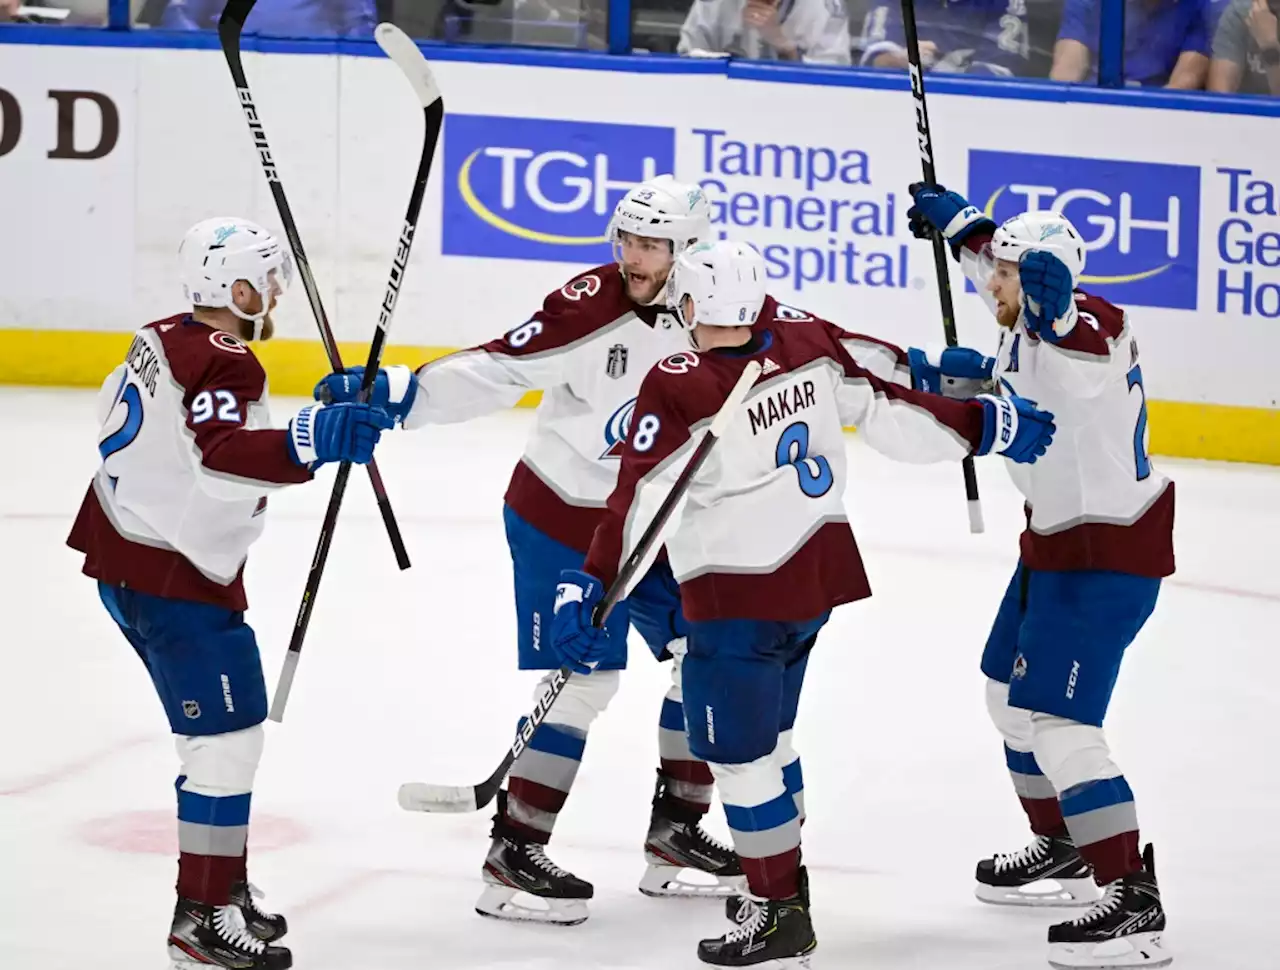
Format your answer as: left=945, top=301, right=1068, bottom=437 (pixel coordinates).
left=609, top=174, right=711, bottom=261
left=991, top=210, right=1087, bottom=288
left=178, top=217, right=293, bottom=340
left=666, top=240, right=768, bottom=330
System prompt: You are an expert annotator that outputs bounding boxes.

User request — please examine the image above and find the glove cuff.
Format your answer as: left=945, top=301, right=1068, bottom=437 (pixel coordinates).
left=288, top=403, right=326, bottom=466
left=946, top=214, right=998, bottom=259
left=385, top=365, right=413, bottom=404
left=976, top=393, right=1019, bottom=456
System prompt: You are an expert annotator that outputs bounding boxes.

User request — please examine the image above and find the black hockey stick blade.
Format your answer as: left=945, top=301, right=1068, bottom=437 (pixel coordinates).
left=899, top=0, right=984, bottom=535
left=268, top=27, right=445, bottom=724
left=217, top=0, right=414, bottom=566
left=398, top=362, right=764, bottom=814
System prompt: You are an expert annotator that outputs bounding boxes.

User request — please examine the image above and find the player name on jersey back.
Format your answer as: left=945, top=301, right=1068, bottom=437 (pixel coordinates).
left=67, top=314, right=311, bottom=610
left=585, top=299, right=986, bottom=623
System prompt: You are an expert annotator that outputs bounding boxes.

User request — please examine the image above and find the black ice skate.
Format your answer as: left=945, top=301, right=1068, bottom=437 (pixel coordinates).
left=699, top=867, right=816, bottom=968
left=229, top=882, right=288, bottom=943
left=1047, top=844, right=1171, bottom=970
left=976, top=834, right=1099, bottom=907
left=724, top=853, right=809, bottom=925
left=475, top=791, right=593, bottom=926
left=168, top=896, right=292, bottom=970
left=641, top=772, right=745, bottom=898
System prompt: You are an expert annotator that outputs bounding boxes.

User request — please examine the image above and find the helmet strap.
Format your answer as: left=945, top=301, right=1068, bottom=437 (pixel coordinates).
left=228, top=280, right=269, bottom=341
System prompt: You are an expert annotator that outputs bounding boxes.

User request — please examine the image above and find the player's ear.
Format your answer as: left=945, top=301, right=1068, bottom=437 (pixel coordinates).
left=230, top=279, right=254, bottom=311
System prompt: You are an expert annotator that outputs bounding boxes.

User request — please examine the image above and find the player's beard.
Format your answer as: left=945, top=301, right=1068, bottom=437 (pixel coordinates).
left=236, top=314, right=275, bottom=342
left=624, top=272, right=664, bottom=305
left=995, top=300, right=1020, bottom=328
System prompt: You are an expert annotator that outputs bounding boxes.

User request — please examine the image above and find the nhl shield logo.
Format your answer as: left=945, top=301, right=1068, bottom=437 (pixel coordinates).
left=182, top=700, right=202, bottom=719
left=606, top=344, right=628, bottom=380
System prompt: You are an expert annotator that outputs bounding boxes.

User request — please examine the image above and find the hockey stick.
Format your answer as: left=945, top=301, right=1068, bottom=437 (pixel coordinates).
left=398, top=359, right=765, bottom=814
left=899, top=0, right=985, bottom=535
left=267, top=25, right=445, bottom=723
left=218, top=0, right=412, bottom=568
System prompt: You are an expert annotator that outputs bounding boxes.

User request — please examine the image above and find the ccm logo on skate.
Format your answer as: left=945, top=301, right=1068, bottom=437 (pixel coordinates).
left=967, top=151, right=1201, bottom=311
left=443, top=114, right=675, bottom=263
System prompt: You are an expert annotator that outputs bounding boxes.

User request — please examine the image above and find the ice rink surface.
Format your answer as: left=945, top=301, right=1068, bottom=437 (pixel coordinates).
left=2, top=386, right=1277, bottom=970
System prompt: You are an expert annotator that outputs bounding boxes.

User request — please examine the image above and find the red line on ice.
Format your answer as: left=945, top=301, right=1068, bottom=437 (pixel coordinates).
left=0, top=733, right=153, bottom=797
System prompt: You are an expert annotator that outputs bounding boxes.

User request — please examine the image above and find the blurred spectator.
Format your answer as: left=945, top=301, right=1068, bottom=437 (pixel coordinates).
left=436, top=0, right=600, bottom=47
left=1208, top=0, right=1280, bottom=92
left=679, top=0, right=853, bottom=64
left=1051, top=0, right=1210, bottom=86
left=859, top=0, right=1038, bottom=76
left=160, top=0, right=376, bottom=34
left=0, top=0, right=67, bottom=23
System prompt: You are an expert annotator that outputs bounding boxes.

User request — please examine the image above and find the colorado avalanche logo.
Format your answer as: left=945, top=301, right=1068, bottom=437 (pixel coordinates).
left=600, top=396, right=637, bottom=459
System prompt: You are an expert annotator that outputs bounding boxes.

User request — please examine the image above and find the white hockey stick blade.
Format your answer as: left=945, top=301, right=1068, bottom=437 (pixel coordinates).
left=709, top=360, right=763, bottom=438
left=374, top=23, right=442, bottom=107
left=398, top=782, right=479, bottom=814
left=967, top=498, right=985, bottom=534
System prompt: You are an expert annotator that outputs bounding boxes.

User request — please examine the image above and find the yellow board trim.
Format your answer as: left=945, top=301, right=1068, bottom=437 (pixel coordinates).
left=2, top=329, right=1276, bottom=465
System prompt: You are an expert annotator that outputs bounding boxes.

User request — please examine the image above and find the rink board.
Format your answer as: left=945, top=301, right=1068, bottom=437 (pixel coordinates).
left=1, top=39, right=1278, bottom=463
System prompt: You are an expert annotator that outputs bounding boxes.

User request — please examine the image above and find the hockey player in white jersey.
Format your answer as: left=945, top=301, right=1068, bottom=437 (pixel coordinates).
left=66, top=218, right=393, bottom=970
left=905, top=184, right=1175, bottom=969
left=316, top=175, right=752, bottom=923
left=549, top=240, right=1056, bottom=966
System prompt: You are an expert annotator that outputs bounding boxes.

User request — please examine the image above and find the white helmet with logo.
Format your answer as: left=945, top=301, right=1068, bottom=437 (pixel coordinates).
left=609, top=174, right=711, bottom=260
left=666, top=240, right=767, bottom=330
left=990, top=210, right=1087, bottom=287
left=178, top=217, right=293, bottom=340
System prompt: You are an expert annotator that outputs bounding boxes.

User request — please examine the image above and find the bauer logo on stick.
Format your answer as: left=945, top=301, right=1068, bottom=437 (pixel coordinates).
left=967, top=150, right=1201, bottom=310
left=442, top=114, right=676, bottom=263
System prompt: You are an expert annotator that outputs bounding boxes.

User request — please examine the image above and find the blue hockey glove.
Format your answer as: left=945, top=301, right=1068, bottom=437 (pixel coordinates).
left=287, top=402, right=394, bottom=467
left=313, top=365, right=418, bottom=425
left=550, top=570, right=611, bottom=675
left=907, top=182, right=997, bottom=259
left=908, top=344, right=996, bottom=399
left=974, top=394, right=1055, bottom=465
left=1019, top=250, right=1076, bottom=340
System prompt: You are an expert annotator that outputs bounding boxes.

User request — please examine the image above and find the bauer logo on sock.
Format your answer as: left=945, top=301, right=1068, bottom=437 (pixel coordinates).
left=442, top=115, right=676, bottom=264
left=966, top=151, right=1200, bottom=311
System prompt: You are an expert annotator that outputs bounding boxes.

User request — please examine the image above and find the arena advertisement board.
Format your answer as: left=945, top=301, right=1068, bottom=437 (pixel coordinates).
left=965, top=151, right=1202, bottom=312
left=440, top=113, right=677, bottom=263
left=1, top=42, right=1277, bottom=462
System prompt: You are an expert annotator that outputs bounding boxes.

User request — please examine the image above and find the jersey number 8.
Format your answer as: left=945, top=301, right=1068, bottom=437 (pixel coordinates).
left=776, top=421, right=833, bottom=498
left=631, top=414, right=661, bottom=452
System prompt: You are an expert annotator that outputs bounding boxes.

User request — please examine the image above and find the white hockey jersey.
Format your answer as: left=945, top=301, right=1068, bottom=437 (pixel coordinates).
left=403, top=265, right=690, bottom=551
left=404, top=265, right=919, bottom=554
left=68, top=315, right=311, bottom=609
left=583, top=299, right=988, bottom=622
left=959, top=236, right=1175, bottom=577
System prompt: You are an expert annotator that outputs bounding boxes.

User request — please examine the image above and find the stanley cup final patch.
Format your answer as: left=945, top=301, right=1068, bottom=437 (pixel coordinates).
left=606, top=343, right=628, bottom=379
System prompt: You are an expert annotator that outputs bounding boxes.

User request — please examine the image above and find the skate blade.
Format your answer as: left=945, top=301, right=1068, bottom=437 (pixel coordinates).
left=728, top=952, right=814, bottom=970
left=975, top=877, right=1099, bottom=908
left=1048, top=932, right=1172, bottom=969
left=475, top=884, right=589, bottom=927
left=639, top=863, right=745, bottom=899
